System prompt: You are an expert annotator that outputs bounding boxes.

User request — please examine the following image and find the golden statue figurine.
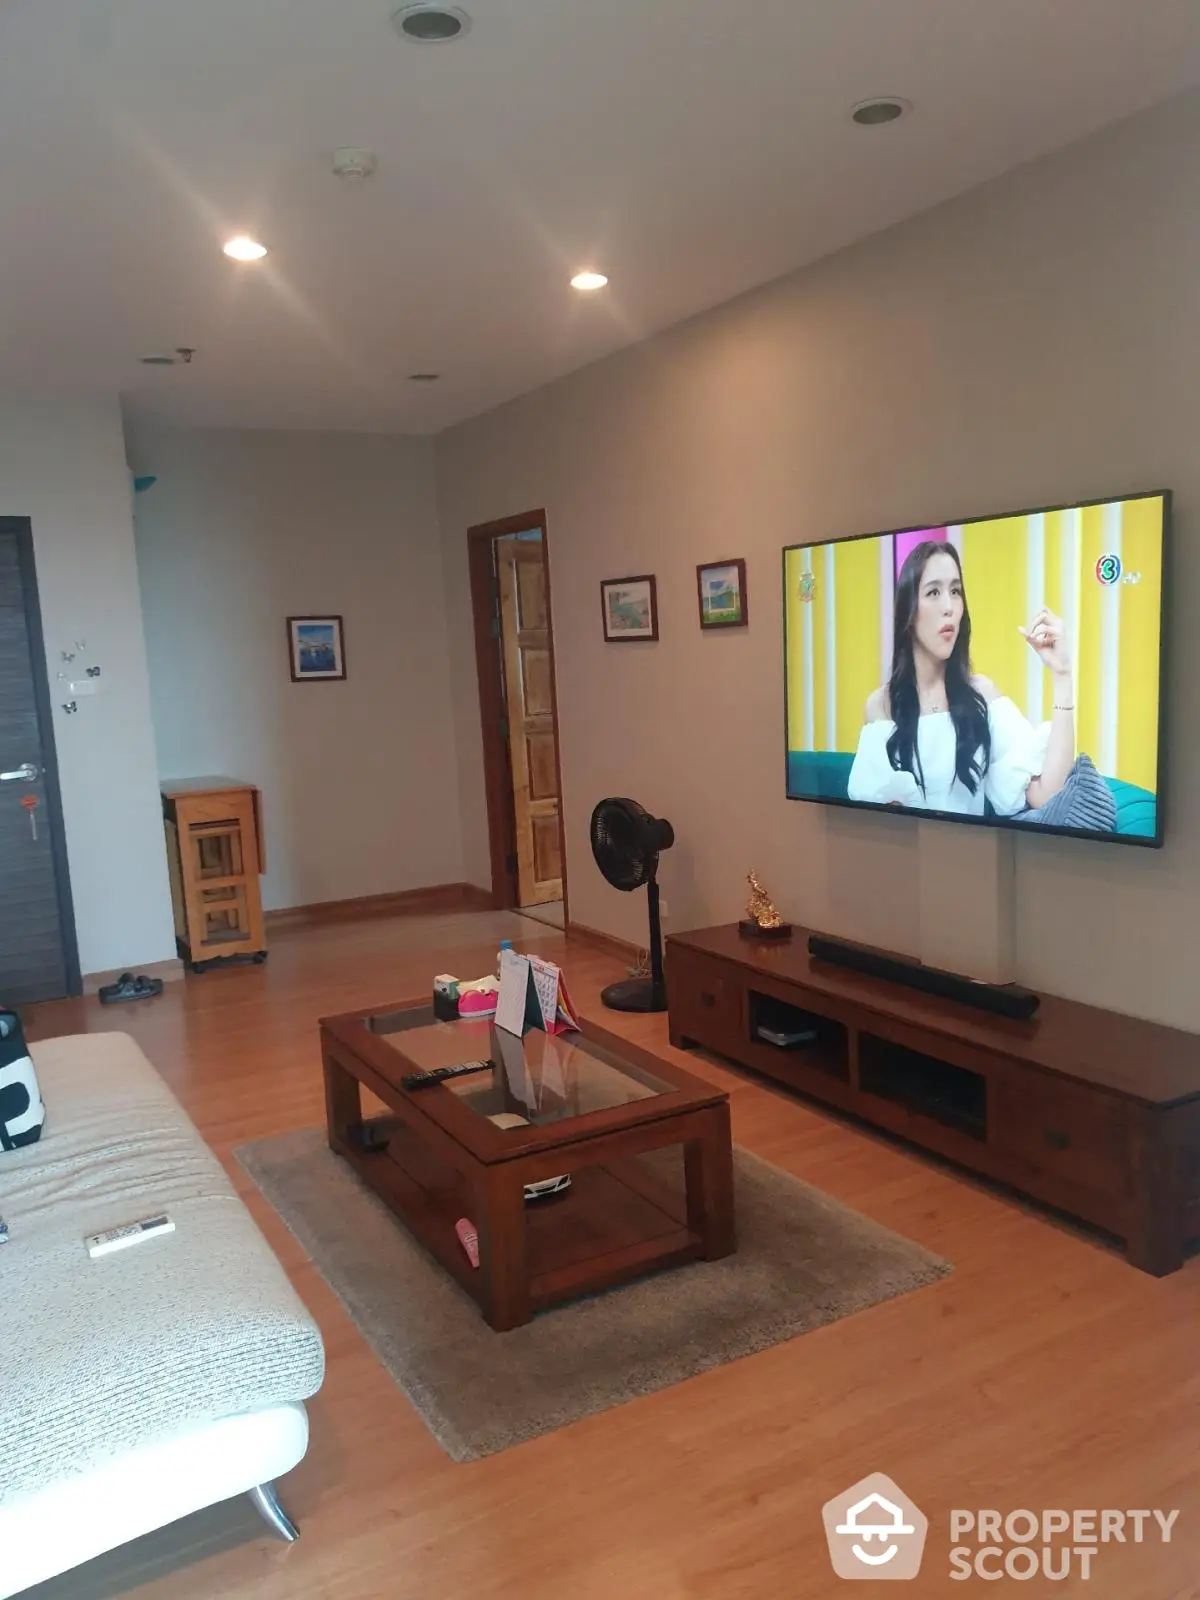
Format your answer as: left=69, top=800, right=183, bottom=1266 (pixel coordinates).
left=738, top=871, right=792, bottom=941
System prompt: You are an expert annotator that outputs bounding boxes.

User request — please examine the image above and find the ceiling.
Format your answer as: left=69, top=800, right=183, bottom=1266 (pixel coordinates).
left=1, top=0, right=1197, bottom=435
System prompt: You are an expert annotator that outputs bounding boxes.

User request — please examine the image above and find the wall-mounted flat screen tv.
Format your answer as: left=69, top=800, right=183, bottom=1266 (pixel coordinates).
left=783, top=490, right=1168, bottom=846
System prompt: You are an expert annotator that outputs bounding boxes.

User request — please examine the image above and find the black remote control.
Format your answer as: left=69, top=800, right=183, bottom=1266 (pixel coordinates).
left=402, top=1059, right=493, bottom=1091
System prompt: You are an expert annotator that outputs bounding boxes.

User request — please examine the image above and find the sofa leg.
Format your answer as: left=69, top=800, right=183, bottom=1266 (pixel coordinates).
left=248, top=1481, right=299, bottom=1542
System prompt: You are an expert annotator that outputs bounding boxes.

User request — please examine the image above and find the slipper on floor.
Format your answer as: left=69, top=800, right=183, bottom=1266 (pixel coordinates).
left=98, top=973, right=164, bottom=1005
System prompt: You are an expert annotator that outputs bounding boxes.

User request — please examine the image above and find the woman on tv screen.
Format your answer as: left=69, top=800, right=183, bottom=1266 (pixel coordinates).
left=847, top=542, right=1080, bottom=819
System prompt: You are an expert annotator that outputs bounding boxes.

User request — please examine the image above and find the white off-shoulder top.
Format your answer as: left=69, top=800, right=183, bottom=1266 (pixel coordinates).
left=847, top=697, right=1050, bottom=817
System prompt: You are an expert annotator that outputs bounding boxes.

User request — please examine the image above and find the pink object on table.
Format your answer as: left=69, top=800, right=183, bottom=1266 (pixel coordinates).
left=455, top=1217, right=480, bottom=1268
left=457, top=988, right=498, bottom=1017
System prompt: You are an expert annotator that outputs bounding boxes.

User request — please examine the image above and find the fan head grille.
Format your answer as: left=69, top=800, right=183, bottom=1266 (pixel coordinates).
left=590, top=798, right=674, bottom=892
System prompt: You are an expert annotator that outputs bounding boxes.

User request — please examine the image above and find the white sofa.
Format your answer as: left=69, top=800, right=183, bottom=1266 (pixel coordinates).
left=0, top=1032, right=325, bottom=1598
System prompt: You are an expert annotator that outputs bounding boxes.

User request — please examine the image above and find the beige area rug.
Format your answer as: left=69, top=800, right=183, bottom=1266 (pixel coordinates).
left=236, top=1130, right=951, bottom=1461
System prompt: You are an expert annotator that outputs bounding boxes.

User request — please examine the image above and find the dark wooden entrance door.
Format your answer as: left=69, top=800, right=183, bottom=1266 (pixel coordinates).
left=0, top=520, right=78, bottom=1003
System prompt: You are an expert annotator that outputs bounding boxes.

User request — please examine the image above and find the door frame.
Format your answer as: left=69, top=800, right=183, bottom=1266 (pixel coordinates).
left=1, top=517, right=81, bottom=997
left=467, top=509, right=568, bottom=919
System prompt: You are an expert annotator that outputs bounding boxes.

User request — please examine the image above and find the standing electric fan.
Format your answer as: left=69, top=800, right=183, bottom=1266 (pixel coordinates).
left=589, top=797, right=675, bottom=1012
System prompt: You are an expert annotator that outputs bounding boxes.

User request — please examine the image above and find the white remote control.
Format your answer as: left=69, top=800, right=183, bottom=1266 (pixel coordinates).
left=86, top=1214, right=175, bottom=1258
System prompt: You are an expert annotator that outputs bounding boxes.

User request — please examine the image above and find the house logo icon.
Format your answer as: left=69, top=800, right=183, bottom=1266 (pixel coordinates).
left=822, top=1473, right=928, bottom=1580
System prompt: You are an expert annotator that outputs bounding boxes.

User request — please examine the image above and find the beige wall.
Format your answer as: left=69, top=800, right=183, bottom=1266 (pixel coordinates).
left=436, top=90, right=1200, bottom=1027
left=130, top=426, right=464, bottom=911
left=0, top=395, right=175, bottom=975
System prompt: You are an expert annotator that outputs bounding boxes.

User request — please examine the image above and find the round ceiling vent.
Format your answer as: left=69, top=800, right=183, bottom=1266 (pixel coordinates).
left=850, top=97, right=911, bottom=126
left=391, top=4, right=471, bottom=42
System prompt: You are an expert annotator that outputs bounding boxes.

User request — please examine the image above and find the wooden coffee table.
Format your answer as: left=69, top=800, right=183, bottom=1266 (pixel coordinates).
left=319, top=1001, right=735, bottom=1331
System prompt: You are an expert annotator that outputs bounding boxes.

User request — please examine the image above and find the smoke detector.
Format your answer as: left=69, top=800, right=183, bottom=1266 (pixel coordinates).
left=332, top=147, right=378, bottom=184
left=391, top=4, right=471, bottom=42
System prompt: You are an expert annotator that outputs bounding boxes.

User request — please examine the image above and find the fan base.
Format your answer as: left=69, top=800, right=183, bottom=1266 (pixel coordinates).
left=600, top=976, right=667, bottom=1014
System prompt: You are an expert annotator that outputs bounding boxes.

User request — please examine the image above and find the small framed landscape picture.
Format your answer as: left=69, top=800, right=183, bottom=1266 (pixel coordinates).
left=697, top=559, right=748, bottom=629
left=600, top=575, right=659, bottom=642
left=287, top=615, right=346, bottom=681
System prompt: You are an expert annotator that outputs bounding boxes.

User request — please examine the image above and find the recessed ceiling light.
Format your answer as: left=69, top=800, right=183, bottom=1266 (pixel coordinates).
left=223, top=235, right=268, bottom=261
left=570, top=270, right=608, bottom=292
left=140, top=355, right=176, bottom=365
left=850, top=97, right=911, bottom=126
left=408, top=372, right=441, bottom=382
left=392, top=4, right=471, bottom=42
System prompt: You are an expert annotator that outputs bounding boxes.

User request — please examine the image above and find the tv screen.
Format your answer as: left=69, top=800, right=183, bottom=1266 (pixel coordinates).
left=784, top=490, right=1168, bottom=846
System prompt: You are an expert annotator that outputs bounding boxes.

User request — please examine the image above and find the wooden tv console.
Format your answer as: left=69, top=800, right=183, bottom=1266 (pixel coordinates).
left=666, top=924, right=1200, bottom=1275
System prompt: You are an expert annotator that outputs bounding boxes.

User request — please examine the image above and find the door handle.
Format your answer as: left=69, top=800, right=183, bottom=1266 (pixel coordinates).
left=0, top=763, right=39, bottom=782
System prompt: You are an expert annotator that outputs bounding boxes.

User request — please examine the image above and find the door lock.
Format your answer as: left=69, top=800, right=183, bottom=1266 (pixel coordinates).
left=0, top=763, right=38, bottom=783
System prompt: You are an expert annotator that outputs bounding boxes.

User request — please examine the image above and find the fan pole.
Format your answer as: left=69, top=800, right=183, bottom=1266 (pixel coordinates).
left=647, top=878, right=665, bottom=1008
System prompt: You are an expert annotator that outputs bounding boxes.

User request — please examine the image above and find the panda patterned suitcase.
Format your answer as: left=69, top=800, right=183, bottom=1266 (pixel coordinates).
left=0, top=1010, right=44, bottom=1150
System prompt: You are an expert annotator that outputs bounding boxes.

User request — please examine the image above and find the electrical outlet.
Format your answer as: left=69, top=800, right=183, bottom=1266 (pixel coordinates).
left=659, top=897, right=670, bottom=918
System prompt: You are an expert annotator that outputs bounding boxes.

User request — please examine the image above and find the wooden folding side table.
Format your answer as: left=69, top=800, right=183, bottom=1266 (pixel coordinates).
left=161, top=777, right=267, bottom=972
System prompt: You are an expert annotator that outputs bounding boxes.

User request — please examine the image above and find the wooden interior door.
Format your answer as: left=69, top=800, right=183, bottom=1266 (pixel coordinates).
left=496, top=535, right=562, bottom=906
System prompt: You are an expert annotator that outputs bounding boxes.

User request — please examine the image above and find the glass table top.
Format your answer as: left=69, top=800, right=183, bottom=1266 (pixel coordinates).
left=365, top=1006, right=674, bottom=1127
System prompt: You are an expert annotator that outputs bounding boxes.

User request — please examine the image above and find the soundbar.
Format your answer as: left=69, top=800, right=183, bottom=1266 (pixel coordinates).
left=807, top=933, right=1040, bottom=1021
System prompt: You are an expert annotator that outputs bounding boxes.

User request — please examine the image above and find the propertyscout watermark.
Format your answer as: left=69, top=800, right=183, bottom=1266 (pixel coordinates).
left=822, top=1473, right=1181, bottom=1581
left=947, top=1506, right=1180, bottom=1581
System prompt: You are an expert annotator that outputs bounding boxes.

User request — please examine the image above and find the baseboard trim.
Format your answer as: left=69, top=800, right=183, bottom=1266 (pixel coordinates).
left=565, top=920, right=644, bottom=968
left=82, top=957, right=185, bottom=996
left=457, top=883, right=498, bottom=911
left=266, top=882, right=495, bottom=929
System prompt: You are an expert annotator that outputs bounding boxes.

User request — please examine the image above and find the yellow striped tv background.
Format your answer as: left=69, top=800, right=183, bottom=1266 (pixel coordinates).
left=785, top=493, right=1164, bottom=793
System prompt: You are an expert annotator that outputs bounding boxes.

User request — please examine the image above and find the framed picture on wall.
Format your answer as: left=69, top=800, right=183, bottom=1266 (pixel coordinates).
left=600, top=575, right=658, bottom=642
left=287, top=615, right=346, bottom=681
left=696, top=559, right=748, bottom=629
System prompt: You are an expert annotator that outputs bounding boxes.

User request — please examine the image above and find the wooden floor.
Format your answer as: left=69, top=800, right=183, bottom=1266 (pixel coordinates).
left=25, top=909, right=1200, bottom=1600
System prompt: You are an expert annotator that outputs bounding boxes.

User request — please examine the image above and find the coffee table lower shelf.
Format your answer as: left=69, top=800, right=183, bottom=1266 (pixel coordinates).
left=332, top=1126, right=714, bottom=1328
